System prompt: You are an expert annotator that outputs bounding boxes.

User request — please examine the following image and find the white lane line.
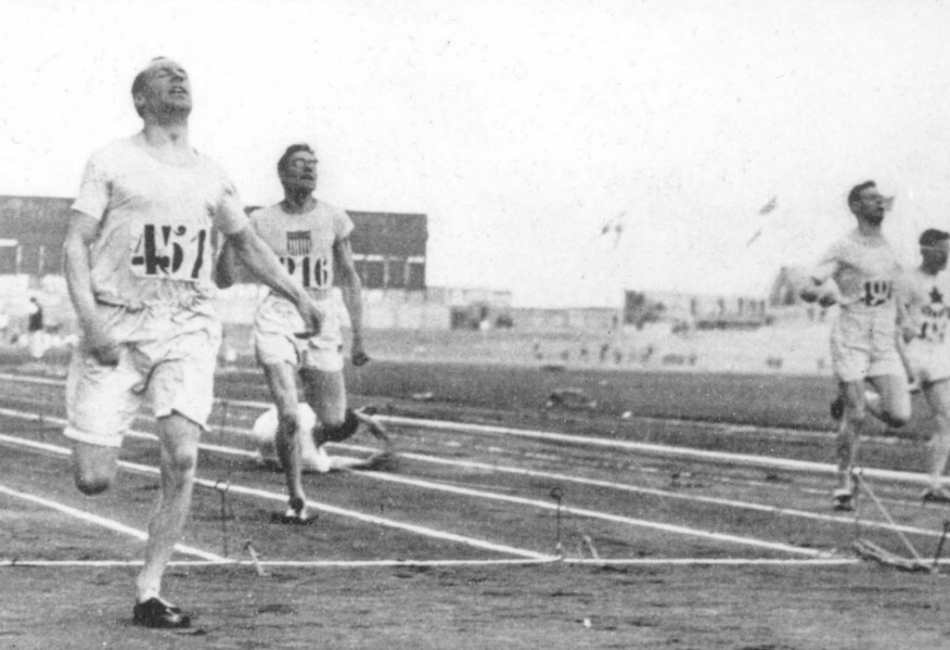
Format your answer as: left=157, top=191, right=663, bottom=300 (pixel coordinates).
left=329, top=441, right=950, bottom=542
left=0, top=429, right=551, bottom=561
left=178, top=391, right=943, bottom=487
left=0, top=483, right=225, bottom=562
left=336, top=469, right=826, bottom=556
left=0, top=407, right=866, bottom=556
left=1, top=403, right=941, bottom=551
left=0, top=374, right=926, bottom=484
left=0, top=407, right=828, bottom=556
left=0, top=557, right=880, bottom=568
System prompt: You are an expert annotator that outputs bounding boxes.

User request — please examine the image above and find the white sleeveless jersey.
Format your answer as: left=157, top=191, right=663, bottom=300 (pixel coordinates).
left=71, top=136, right=248, bottom=308
left=903, top=268, right=950, bottom=346
left=812, top=229, right=902, bottom=318
left=250, top=200, right=353, bottom=301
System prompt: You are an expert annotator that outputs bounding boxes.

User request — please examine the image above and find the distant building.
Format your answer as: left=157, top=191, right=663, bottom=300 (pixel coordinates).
left=508, top=307, right=620, bottom=333
left=623, top=289, right=769, bottom=330
left=0, top=195, right=429, bottom=291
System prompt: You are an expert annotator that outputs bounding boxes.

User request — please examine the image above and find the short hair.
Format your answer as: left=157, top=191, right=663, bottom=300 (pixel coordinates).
left=919, top=228, right=950, bottom=247
left=277, top=143, right=316, bottom=176
left=847, top=180, right=876, bottom=207
left=131, top=57, right=172, bottom=117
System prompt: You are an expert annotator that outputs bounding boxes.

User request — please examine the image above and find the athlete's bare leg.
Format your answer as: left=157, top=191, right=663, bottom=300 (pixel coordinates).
left=866, top=373, right=911, bottom=429
left=301, top=368, right=347, bottom=442
left=262, top=362, right=307, bottom=510
left=923, top=379, right=950, bottom=495
left=135, top=412, right=199, bottom=602
left=835, top=380, right=868, bottom=501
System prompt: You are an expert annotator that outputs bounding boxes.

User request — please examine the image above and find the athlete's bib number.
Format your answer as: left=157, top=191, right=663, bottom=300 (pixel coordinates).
left=921, top=319, right=949, bottom=344
left=863, top=280, right=892, bottom=307
left=280, top=255, right=330, bottom=289
left=131, top=224, right=207, bottom=281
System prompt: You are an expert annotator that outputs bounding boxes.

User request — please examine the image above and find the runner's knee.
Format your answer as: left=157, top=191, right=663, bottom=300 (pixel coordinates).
left=74, top=471, right=113, bottom=496
left=883, top=411, right=910, bottom=428
left=72, top=444, right=118, bottom=495
left=277, top=411, right=299, bottom=438
left=882, top=395, right=911, bottom=428
left=165, top=446, right=198, bottom=482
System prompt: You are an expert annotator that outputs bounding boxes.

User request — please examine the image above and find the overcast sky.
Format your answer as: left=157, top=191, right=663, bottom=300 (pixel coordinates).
left=2, top=0, right=949, bottom=306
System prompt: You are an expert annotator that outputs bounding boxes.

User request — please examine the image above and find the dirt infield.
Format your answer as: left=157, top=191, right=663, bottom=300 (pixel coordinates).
left=4, top=562, right=950, bottom=649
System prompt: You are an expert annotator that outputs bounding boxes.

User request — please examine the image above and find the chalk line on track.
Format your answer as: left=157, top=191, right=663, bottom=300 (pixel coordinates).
left=0, top=557, right=884, bottom=568
left=0, top=406, right=841, bottom=558
left=1, top=373, right=930, bottom=484
left=0, top=483, right=225, bottom=562
left=0, top=429, right=552, bottom=561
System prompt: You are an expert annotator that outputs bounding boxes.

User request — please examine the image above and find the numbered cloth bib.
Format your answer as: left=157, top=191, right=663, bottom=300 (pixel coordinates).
left=905, top=269, right=950, bottom=345
left=811, top=230, right=902, bottom=314
left=250, top=200, right=353, bottom=297
left=71, top=136, right=248, bottom=307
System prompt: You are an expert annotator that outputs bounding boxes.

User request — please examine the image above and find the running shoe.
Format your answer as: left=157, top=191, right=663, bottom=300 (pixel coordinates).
left=132, top=597, right=191, bottom=629
left=832, top=489, right=854, bottom=512
left=921, top=487, right=950, bottom=505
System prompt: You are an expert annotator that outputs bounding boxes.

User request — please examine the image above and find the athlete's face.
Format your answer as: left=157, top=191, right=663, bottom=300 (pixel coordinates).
left=280, top=151, right=318, bottom=193
left=135, top=59, right=191, bottom=119
left=850, top=186, right=886, bottom=225
left=922, top=240, right=950, bottom=272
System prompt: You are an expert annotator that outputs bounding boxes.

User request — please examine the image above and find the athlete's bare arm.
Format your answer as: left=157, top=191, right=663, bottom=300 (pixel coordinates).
left=334, top=236, right=368, bottom=366
left=214, top=237, right=239, bottom=289
left=62, top=210, right=119, bottom=366
left=225, top=226, right=324, bottom=334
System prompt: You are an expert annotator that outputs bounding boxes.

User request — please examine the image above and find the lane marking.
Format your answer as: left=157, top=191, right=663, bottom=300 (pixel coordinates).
left=0, top=429, right=551, bottom=561
left=1, top=373, right=927, bottom=484
left=330, top=441, right=950, bottom=541
left=0, top=407, right=836, bottom=556
left=0, top=557, right=882, bottom=568
left=0, top=483, right=225, bottom=562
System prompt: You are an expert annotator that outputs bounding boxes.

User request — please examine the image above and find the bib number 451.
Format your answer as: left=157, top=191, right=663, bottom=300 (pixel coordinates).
left=131, top=224, right=208, bottom=280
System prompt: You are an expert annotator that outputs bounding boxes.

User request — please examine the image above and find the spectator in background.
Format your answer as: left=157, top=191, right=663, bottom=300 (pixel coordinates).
left=27, top=296, right=46, bottom=359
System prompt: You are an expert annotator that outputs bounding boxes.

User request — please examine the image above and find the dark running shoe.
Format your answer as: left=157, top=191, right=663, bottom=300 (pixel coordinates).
left=832, top=483, right=856, bottom=512
left=921, top=487, right=950, bottom=505
left=132, top=597, right=191, bottom=629
left=830, top=395, right=844, bottom=421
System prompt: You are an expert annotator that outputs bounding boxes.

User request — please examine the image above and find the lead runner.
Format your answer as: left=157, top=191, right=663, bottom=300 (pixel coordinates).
left=800, top=180, right=910, bottom=510
left=62, top=57, right=324, bottom=628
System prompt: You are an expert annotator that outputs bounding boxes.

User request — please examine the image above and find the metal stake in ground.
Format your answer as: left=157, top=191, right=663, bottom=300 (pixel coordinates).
left=219, top=398, right=230, bottom=433
left=854, top=472, right=928, bottom=569
left=933, top=520, right=950, bottom=571
left=550, top=486, right=564, bottom=557
left=244, top=540, right=269, bottom=577
left=215, top=478, right=234, bottom=557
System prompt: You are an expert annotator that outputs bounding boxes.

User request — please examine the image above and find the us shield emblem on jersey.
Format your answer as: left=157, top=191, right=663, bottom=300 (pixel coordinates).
left=286, top=231, right=312, bottom=255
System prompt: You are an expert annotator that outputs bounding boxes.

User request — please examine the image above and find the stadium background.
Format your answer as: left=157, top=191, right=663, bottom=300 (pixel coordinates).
left=0, top=194, right=832, bottom=375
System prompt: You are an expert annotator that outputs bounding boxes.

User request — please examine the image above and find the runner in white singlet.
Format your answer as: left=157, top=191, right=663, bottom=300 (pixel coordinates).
left=216, top=144, right=393, bottom=524
left=801, top=180, right=910, bottom=511
left=63, top=58, right=323, bottom=629
left=902, top=229, right=950, bottom=502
